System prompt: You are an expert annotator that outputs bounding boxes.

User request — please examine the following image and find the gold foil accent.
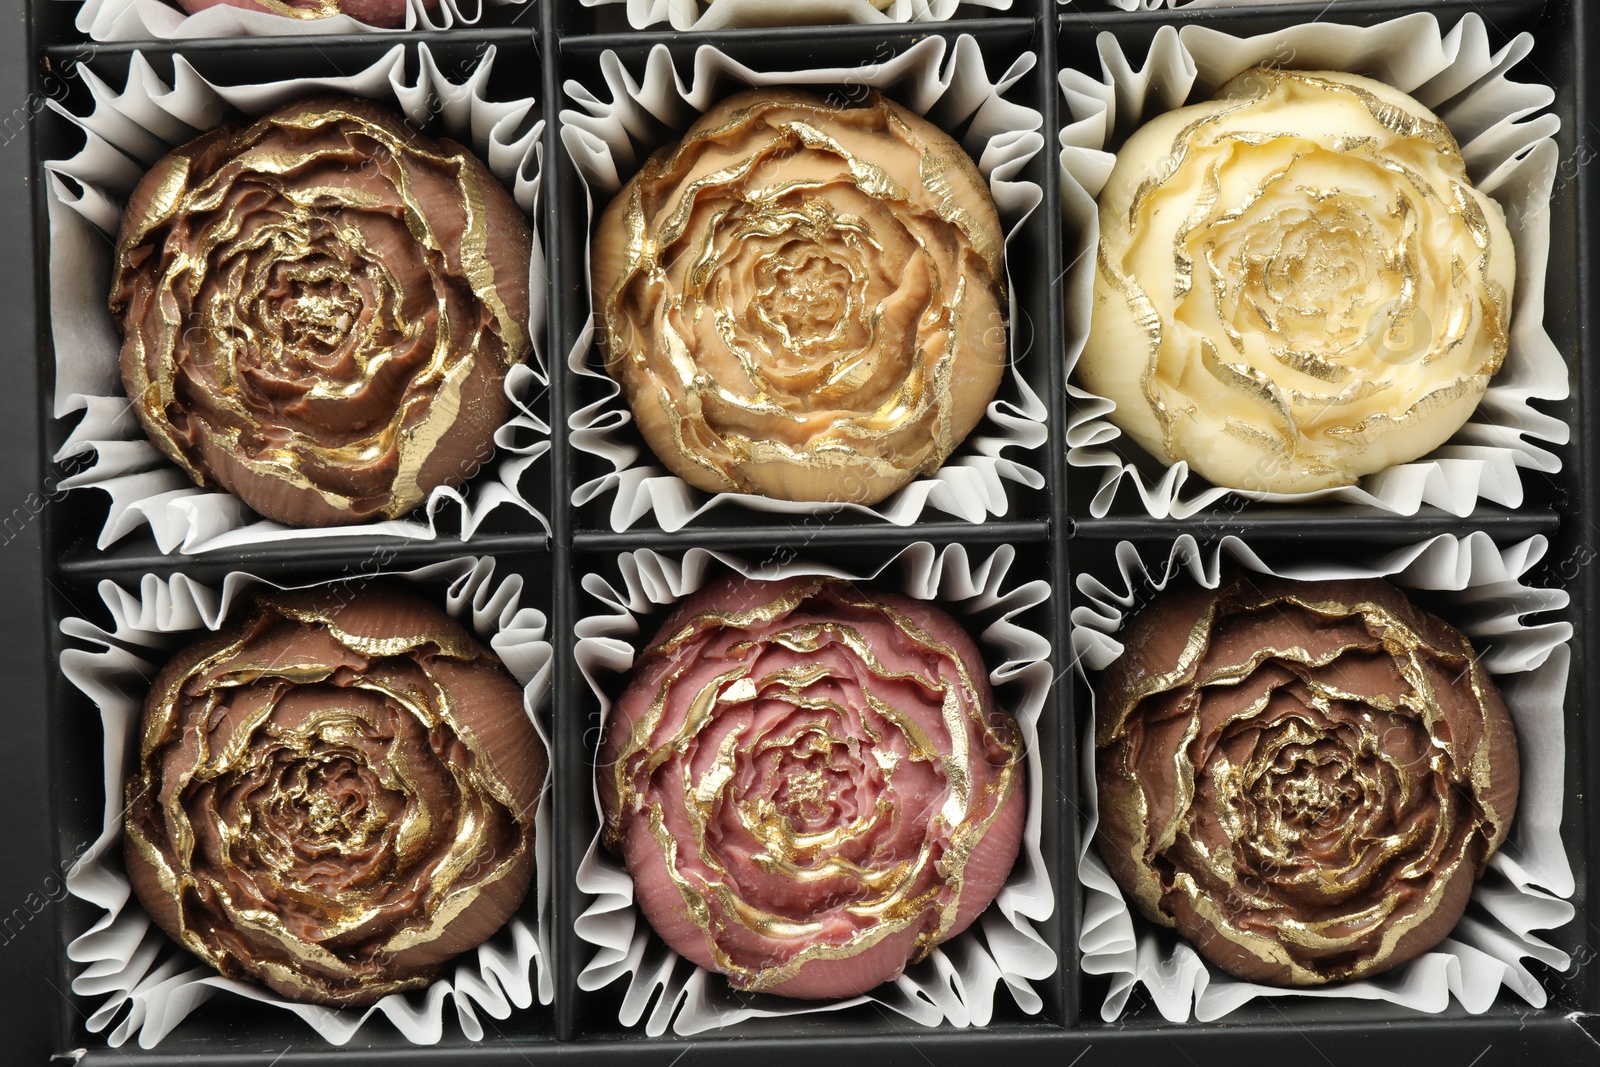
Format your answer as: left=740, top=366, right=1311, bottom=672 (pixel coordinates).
left=240, top=0, right=344, bottom=19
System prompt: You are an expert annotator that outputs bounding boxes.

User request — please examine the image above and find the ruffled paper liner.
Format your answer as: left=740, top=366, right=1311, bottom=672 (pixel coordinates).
left=45, top=44, right=551, bottom=555
left=560, top=36, right=1048, bottom=532
left=573, top=543, right=1057, bottom=1035
left=74, top=0, right=526, bottom=42
left=1057, top=13, right=1568, bottom=519
left=579, top=0, right=1006, bottom=32
left=1071, top=532, right=1575, bottom=1022
left=58, top=556, right=555, bottom=1048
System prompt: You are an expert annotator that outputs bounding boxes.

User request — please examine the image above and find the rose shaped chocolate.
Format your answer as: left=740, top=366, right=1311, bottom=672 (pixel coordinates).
left=1080, top=69, right=1514, bottom=494
left=173, top=0, right=434, bottom=29
left=111, top=96, right=532, bottom=528
left=1095, top=574, right=1518, bottom=986
left=599, top=575, right=1024, bottom=999
left=123, top=585, right=546, bottom=1007
left=592, top=88, right=1007, bottom=506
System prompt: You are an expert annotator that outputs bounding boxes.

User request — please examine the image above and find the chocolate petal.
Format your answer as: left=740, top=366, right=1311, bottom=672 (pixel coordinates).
left=174, top=0, right=437, bottom=26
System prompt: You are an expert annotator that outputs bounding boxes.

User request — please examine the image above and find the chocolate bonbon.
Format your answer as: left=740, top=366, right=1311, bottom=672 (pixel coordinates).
left=112, top=96, right=531, bottom=528
left=1094, top=574, right=1519, bottom=986
left=592, top=88, right=1007, bottom=507
left=1080, top=69, right=1514, bottom=494
left=599, top=575, right=1024, bottom=999
left=123, top=585, right=547, bottom=1007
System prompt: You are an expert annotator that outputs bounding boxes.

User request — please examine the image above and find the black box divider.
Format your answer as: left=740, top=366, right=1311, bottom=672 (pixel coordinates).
left=7, top=0, right=1596, bottom=1060
left=1570, top=0, right=1599, bottom=1027
left=541, top=0, right=580, bottom=1045
left=7, top=0, right=62, bottom=1052
left=1037, top=2, right=1075, bottom=1028
left=54, top=530, right=552, bottom=583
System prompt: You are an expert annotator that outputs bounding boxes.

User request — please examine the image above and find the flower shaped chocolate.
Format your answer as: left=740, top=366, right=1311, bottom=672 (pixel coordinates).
left=123, top=585, right=547, bottom=1007
left=592, top=88, right=1007, bottom=506
left=1081, top=69, right=1515, bottom=494
left=599, top=576, right=1024, bottom=999
left=111, top=96, right=532, bottom=528
left=1095, top=574, right=1519, bottom=986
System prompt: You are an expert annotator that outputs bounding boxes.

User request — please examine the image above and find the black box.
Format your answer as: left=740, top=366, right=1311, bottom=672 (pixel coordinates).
left=5, top=0, right=1596, bottom=1063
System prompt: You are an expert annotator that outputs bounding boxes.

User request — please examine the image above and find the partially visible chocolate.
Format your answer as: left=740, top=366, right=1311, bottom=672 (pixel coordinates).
left=1095, top=574, right=1519, bottom=987
left=111, top=96, right=531, bottom=529
left=123, top=584, right=547, bottom=1007
left=173, top=0, right=435, bottom=27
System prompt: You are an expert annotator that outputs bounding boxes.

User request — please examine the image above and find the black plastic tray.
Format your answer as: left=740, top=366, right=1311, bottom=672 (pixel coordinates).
left=4, top=0, right=1597, bottom=1063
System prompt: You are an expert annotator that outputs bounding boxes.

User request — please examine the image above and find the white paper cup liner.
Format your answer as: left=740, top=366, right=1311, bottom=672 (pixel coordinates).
left=572, top=542, right=1057, bottom=1035
left=45, top=44, right=551, bottom=554
left=1070, top=532, right=1576, bottom=1022
left=58, top=555, right=555, bottom=1048
left=72, top=0, right=529, bottom=42
left=1058, top=13, right=1568, bottom=518
left=560, top=36, right=1048, bottom=532
left=580, top=0, right=1008, bottom=32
